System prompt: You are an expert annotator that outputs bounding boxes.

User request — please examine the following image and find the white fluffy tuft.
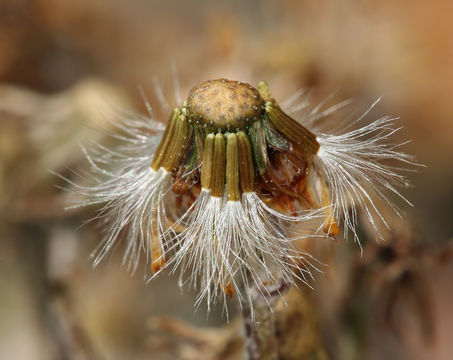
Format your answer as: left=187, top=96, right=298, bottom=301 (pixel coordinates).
left=65, top=113, right=172, bottom=273
left=165, top=189, right=322, bottom=313
left=313, top=109, right=419, bottom=243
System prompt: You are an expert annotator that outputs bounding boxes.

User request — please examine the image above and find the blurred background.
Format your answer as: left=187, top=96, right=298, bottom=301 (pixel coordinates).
left=1, top=0, right=452, bottom=359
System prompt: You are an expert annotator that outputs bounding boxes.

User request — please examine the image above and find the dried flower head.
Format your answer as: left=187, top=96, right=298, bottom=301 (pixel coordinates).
left=67, top=78, right=417, bottom=309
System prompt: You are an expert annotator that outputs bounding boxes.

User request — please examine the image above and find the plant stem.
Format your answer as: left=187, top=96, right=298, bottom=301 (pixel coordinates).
left=240, top=281, right=289, bottom=360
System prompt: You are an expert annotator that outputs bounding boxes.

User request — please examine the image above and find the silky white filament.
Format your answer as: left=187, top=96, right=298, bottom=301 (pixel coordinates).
left=314, top=114, right=419, bottom=243
left=166, top=189, right=323, bottom=313
left=64, top=113, right=171, bottom=273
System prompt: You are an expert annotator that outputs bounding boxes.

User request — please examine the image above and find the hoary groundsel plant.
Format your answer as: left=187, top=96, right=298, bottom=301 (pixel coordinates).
left=67, top=78, right=417, bottom=313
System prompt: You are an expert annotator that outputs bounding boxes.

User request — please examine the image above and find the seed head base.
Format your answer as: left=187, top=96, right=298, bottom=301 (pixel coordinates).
left=186, top=79, right=264, bottom=131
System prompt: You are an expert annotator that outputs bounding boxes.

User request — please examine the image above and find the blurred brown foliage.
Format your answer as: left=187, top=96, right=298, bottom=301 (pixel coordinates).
left=1, top=1, right=452, bottom=359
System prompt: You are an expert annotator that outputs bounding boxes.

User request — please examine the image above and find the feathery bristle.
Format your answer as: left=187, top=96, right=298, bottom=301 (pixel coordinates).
left=165, top=189, right=322, bottom=313
left=314, top=111, right=419, bottom=243
left=65, top=113, right=173, bottom=273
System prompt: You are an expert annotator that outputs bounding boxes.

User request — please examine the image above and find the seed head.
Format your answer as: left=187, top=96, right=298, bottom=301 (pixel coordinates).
left=66, top=78, right=419, bottom=313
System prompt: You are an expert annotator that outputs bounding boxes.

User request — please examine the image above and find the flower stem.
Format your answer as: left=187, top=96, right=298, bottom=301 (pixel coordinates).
left=240, top=281, right=289, bottom=360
